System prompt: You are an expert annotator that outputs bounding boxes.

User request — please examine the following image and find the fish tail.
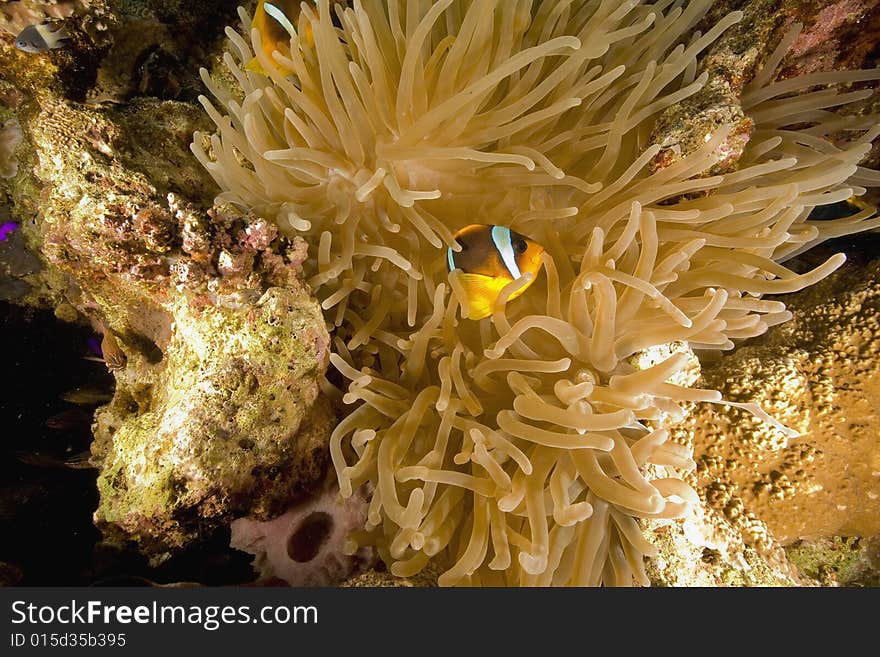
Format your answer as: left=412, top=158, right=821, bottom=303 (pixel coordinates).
left=245, top=57, right=268, bottom=75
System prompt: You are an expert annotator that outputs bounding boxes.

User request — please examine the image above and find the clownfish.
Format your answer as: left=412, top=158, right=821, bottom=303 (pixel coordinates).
left=447, top=224, right=544, bottom=320
left=246, top=0, right=312, bottom=75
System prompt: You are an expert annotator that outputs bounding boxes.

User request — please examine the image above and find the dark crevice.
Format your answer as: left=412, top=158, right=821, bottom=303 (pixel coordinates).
left=287, top=511, right=333, bottom=563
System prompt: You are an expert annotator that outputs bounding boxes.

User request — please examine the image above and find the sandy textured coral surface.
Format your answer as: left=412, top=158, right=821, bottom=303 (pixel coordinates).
left=196, top=0, right=880, bottom=586
left=680, top=260, right=880, bottom=549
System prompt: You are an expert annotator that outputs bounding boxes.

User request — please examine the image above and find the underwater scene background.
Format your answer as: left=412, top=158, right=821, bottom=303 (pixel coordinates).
left=1, top=0, right=879, bottom=587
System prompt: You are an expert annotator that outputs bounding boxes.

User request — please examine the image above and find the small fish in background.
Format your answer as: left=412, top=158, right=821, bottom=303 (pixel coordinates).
left=45, top=407, right=93, bottom=431
left=807, top=195, right=876, bottom=221
left=90, top=575, right=201, bottom=587
left=246, top=0, right=312, bottom=75
left=82, top=324, right=127, bottom=371
left=61, top=386, right=113, bottom=405
left=16, top=449, right=95, bottom=470
left=447, top=224, right=545, bottom=320
left=14, top=22, right=70, bottom=54
left=0, top=221, right=17, bottom=242
left=99, top=330, right=127, bottom=370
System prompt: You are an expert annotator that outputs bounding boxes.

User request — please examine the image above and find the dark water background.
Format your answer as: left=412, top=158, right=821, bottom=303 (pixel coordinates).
left=0, top=303, right=252, bottom=585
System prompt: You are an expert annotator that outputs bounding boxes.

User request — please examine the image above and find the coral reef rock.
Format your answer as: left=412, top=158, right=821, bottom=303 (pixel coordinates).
left=92, top=284, right=332, bottom=558
left=2, top=20, right=333, bottom=560
left=645, top=501, right=805, bottom=586
left=230, top=479, right=375, bottom=586
left=343, top=564, right=443, bottom=588
left=672, top=258, right=880, bottom=581
left=786, top=535, right=880, bottom=586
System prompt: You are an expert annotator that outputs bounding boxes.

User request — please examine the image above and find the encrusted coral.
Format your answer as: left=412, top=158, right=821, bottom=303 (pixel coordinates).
left=677, top=259, right=880, bottom=548
left=230, top=477, right=375, bottom=586
left=92, top=280, right=333, bottom=556
left=644, top=501, right=805, bottom=586
left=195, top=0, right=880, bottom=585
left=786, top=535, right=880, bottom=586
left=782, top=0, right=880, bottom=76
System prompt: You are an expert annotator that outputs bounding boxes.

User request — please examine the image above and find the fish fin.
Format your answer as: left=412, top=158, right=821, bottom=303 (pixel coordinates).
left=41, top=24, right=70, bottom=49
left=245, top=57, right=268, bottom=75
left=246, top=53, right=296, bottom=77
left=456, top=273, right=509, bottom=320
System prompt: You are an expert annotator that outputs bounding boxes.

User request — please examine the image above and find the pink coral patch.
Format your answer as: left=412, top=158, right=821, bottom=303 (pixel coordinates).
left=230, top=481, right=375, bottom=586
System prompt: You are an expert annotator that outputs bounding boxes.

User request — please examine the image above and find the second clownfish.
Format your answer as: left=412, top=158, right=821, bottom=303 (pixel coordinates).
left=246, top=0, right=313, bottom=76
left=447, top=224, right=544, bottom=320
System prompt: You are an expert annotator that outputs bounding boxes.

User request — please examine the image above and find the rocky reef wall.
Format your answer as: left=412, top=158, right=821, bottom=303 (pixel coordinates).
left=1, top=0, right=336, bottom=566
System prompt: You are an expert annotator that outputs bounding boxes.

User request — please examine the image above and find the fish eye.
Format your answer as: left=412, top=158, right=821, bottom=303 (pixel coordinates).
left=513, top=237, right=528, bottom=254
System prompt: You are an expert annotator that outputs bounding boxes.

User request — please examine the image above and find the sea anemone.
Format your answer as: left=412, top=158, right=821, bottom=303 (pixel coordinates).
left=193, top=0, right=880, bottom=586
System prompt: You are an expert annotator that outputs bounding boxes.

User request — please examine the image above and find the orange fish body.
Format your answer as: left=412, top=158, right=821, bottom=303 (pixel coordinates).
left=246, top=0, right=311, bottom=75
left=447, top=224, right=544, bottom=320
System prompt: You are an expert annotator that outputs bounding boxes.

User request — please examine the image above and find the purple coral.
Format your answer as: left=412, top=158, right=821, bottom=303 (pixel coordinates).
left=230, top=481, right=375, bottom=586
left=0, top=221, right=18, bottom=242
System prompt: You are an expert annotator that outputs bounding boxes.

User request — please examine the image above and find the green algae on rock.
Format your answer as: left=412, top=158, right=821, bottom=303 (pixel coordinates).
left=93, top=284, right=332, bottom=559
left=644, top=506, right=805, bottom=586
left=1, top=32, right=334, bottom=558
left=786, top=535, right=880, bottom=586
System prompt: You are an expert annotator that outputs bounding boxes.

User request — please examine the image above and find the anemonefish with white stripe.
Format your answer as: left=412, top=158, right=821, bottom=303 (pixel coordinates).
left=246, top=0, right=312, bottom=76
left=447, top=224, right=545, bottom=320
